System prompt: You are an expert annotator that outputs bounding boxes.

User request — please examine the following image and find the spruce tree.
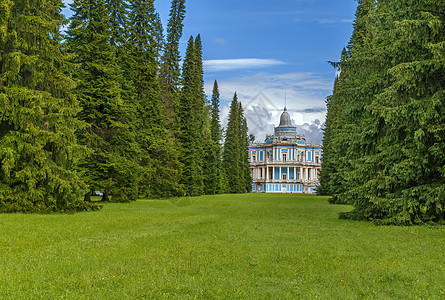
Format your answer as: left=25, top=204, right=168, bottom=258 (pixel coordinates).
left=223, top=93, right=252, bottom=193
left=0, top=0, right=97, bottom=212
left=126, top=0, right=182, bottom=197
left=239, top=101, right=253, bottom=192
left=67, top=0, right=139, bottom=202
left=323, top=0, right=445, bottom=224
left=160, top=0, right=186, bottom=128
left=318, top=49, right=351, bottom=201
left=203, top=80, right=223, bottom=194
left=177, top=36, right=207, bottom=196
left=105, top=0, right=128, bottom=50
left=161, top=0, right=186, bottom=89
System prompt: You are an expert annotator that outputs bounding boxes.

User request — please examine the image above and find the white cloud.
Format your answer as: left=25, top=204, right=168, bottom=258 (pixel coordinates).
left=203, top=59, right=285, bottom=72
left=205, top=72, right=332, bottom=144
left=213, top=38, right=228, bottom=46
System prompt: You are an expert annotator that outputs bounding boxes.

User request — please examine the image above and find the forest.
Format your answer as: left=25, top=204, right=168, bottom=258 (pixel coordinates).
left=0, top=0, right=252, bottom=212
left=318, top=0, right=445, bottom=225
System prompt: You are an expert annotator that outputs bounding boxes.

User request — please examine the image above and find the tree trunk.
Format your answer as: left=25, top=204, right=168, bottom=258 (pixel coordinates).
left=84, top=192, right=91, bottom=202
left=101, top=190, right=109, bottom=202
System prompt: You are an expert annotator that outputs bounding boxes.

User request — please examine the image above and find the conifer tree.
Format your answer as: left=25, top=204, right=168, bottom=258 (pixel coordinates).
left=318, top=49, right=350, bottom=201
left=0, top=0, right=97, bottom=212
left=239, top=101, right=253, bottom=192
left=106, top=0, right=128, bottom=50
left=223, top=93, right=252, bottom=193
left=319, top=0, right=376, bottom=201
left=203, top=80, right=223, bottom=194
left=323, top=0, right=445, bottom=224
left=126, top=0, right=182, bottom=197
left=67, top=0, right=139, bottom=202
left=160, top=0, right=186, bottom=128
left=177, top=36, right=207, bottom=196
left=161, top=0, right=186, bottom=89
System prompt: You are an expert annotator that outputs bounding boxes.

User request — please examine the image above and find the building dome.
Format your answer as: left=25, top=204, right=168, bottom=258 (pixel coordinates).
left=279, top=107, right=292, bottom=127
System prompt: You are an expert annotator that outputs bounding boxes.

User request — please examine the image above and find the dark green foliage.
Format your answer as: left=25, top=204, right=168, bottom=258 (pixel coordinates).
left=159, top=0, right=186, bottom=129
left=161, top=0, right=186, bottom=89
left=0, top=0, right=98, bottom=212
left=223, top=93, right=252, bottom=193
left=67, top=0, right=139, bottom=202
left=322, top=0, right=445, bottom=224
left=177, top=36, right=208, bottom=196
left=106, top=0, right=128, bottom=50
left=126, top=0, right=182, bottom=198
left=318, top=49, right=350, bottom=202
left=203, top=80, right=223, bottom=194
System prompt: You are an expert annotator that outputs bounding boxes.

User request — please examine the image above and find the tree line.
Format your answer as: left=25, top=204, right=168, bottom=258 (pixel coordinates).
left=319, top=0, right=445, bottom=225
left=0, top=0, right=252, bottom=213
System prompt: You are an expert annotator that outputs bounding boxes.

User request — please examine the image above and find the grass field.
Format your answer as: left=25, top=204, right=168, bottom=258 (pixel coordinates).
left=0, top=194, right=444, bottom=299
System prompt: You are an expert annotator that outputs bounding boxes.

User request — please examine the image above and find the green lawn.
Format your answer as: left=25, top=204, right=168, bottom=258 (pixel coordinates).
left=0, top=194, right=444, bottom=299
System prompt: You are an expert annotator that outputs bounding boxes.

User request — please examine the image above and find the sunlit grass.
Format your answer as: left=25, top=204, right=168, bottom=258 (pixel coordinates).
left=0, top=193, right=443, bottom=298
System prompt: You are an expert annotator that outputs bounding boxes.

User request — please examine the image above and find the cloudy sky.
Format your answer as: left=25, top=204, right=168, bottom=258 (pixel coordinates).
left=62, top=0, right=358, bottom=143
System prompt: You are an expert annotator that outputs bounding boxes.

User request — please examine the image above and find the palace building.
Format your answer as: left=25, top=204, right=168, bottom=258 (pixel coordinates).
left=249, top=108, right=322, bottom=194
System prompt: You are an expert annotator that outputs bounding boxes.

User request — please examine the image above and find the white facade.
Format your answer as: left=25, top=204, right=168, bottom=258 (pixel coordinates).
left=249, top=108, right=322, bottom=194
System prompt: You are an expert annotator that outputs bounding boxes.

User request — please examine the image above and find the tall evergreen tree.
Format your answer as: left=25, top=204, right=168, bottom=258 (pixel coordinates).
left=223, top=93, right=252, bottom=193
left=161, top=0, right=186, bottom=89
left=67, top=0, right=139, bottom=202
left=323, top=0, right=445, bottom=224
left=177, top=36, right=207, bottom=196
left=0, top=0, right=97, bottom=212
left=203, top=80, right=223, bottom=194
left=319, top=0, right=376, bottom=201
left=105, top=0, right=128, bottom=50
left=160, top=0, right=186, bottom=128
left=126, top=0, right=182, bottom=197
left=318, top=49, right=351, bottom=201
left=239, top=101, right=253, bottom=192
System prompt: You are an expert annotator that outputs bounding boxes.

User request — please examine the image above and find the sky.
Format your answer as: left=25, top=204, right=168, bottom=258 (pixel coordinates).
left=62, top=0, right=358, bottom=143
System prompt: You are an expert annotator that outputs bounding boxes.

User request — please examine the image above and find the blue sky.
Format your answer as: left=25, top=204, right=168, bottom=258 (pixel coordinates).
left=62, top=0, right=358, bottom=143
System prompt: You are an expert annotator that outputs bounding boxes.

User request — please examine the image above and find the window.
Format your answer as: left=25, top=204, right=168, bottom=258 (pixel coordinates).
left=252, top=155, right=256, bottom=162
left=282, top=174, right=287, bottom=180
left=283, top=154, right=287, bottom=162
left=315, top=156, right=319, bottom=163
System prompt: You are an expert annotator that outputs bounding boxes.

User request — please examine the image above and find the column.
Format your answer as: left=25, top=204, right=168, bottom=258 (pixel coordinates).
left=273, top=166, right=275, bottom=180
left=279, top=167, right=282, bottom=181
left=300, top=167, right=303, bottom=181
left=287, top=167, right=289, bottom=181
left=294, top=167, right=296, bottom=181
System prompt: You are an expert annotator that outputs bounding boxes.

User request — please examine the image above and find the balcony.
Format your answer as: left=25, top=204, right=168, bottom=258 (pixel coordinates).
left=250, top=160, right=321, bottom=167
left=252, top=178, right=319, bottom=185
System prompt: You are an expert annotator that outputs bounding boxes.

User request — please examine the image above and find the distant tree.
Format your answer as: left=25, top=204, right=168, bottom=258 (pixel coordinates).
left=204, top=80, right=223, bottom=194
left=177, top=36, right=208, bottom=196
left=0, top=0, right=98, bottom=212
left=223, top=93, right=252, bottom=193
left=239, top=101, right=253, bottom=192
